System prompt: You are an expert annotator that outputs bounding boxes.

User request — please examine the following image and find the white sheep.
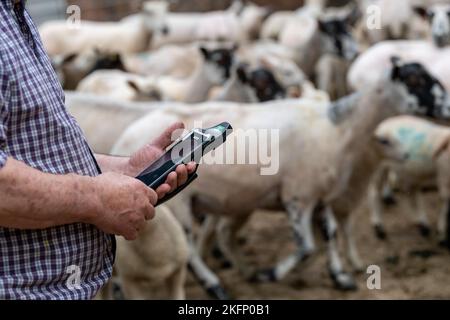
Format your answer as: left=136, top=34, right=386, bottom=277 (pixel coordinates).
left=51, top=50, right=126, bottom=90
left=79, top=46, right=235, bottom=104
left=260, top=0, right=325, bottom=41
left=151, top=1, right=269, bottom=49
left=114, top=205, right=189, bottom=300
left=76, top=70, right=163, bottom=102
left=354, top=0, right=429, bottom=48
left=123, top=44, right=199, bottom=78
left=369, top=115, right=450, bottom=245
left=348, top=41, right=450, bottom=92
left=39, top=9, right=166, bottom=56
left=65, top=92, right=159, bottom=154
left=110, top=59, right=450, bottom=290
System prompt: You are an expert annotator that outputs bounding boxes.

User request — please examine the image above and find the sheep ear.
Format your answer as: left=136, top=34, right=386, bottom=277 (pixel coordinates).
left=390, top=56, right=402, bottom=80
left=317, top=19, right=328, bottom=34
left=236, top=64, right=248, bottom=83
left=62, top=53, right=78, bottom=65
left=433, top=135, right=450, bottom=160
left=413, top=6, right=428, bottom=19
left=345, top=5, right=361, bottom=27
left=199, top=47, right=210, bottom=60
left=127, top=80, right=141, bottom=93
left=229, top=0, right=245, bottom=15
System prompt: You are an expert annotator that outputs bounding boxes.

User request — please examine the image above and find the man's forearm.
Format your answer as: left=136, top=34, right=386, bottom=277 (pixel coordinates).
left=0, top=157, right=98, bottom=229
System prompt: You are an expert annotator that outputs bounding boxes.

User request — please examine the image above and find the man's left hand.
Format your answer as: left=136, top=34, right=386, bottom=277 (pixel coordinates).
left=126, top=122, right=197, bottom=200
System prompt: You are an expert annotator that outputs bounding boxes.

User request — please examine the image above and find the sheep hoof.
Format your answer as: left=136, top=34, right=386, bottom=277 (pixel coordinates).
left=220, top=260, right=233, bottom=269
left=374, top=225, right=387, bottom=240
left=331, top=272, right=357, bottom=291
left=112, top=282, right=125, bottom=300
left=249, top=268, right=277, bottom=283
left=417, top=224, right=431, bottom=238
left=382, top=194, right=397, bottom=206
left=439, top=239, right=450, bottom=251
left=206, top=285, right=230, bottom=300
left=352, top=266, right=365, bottom=274
left=211, top=245, right=225, bottom=260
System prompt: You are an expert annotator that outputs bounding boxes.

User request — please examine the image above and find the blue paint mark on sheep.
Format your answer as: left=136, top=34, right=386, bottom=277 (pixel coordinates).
left=396, top=127, right=432, bottom=162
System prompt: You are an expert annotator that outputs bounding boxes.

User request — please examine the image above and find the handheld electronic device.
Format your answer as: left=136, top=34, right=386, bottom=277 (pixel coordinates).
left=136, top=122, right=233, bottom=206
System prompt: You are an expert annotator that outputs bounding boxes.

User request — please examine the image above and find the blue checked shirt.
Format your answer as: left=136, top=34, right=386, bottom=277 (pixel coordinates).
left=0, top=0, right=114, bottom=299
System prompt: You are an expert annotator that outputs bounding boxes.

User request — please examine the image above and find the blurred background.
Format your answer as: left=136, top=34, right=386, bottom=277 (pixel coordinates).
left=27, top=0, right=357, bottom=24
left=24, top=0, right=450, bottom=300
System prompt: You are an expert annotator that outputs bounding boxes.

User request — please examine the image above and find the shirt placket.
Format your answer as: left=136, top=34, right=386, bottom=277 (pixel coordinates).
left=13, top=1, right=37, bottom=54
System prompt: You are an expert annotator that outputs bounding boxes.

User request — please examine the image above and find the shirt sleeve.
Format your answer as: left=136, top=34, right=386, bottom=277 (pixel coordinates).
left=0, top=60, right=9, bottom=169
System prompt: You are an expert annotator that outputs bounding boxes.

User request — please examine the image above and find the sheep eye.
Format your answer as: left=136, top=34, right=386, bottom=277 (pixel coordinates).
left=377, top=138, right=391, bottom=146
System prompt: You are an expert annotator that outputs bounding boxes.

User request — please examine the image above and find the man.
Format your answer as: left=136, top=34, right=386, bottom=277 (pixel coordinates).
left=0, top=0, right=195, bottom=299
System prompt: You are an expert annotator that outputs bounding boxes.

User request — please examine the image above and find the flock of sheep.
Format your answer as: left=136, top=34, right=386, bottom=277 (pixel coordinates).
left=39, top=0, right=450, bottom=299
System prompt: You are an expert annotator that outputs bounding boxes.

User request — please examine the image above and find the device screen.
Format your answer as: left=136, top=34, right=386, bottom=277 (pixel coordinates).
left=136, top=130, right=208, bottom=183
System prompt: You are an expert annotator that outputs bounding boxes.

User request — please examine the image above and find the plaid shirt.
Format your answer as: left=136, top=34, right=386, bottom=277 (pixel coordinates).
left=0, top=0, right=114, bottom=299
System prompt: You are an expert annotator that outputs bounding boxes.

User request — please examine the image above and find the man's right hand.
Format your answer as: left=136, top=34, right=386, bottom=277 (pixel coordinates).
left=88, top=172, right=157, bottom=240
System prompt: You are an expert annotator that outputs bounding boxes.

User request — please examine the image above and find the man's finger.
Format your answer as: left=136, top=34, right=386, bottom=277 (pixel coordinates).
left=166, top=171, right=178, bottom=193
left=187, top=162, right=197, bottom=174
left=156, top=183, right=171, bottom=199
left=146, top=188, right=158, bottom=206
left=151, top=122, right=185, bottom=150
left=176, top=165, right=188, bottom=186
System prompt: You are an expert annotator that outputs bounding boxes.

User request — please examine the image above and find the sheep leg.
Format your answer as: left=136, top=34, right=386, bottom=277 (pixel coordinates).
left=171, top=197, right=229, bottom=300
left=216, top=215, right=253, bottom=279
left=343, top=214, right=364, bottom=273
left=411, top=191, right=431, bottom=238
left=438, top=199, right=450, bottom=249
left=187, top=231, right=230, bottom=300
left=196, top=214, right=220, bottom=260
left=167, top=267, right=187, bottom=300
left=253, top=202, right=316, bottom=282
left=368, top=165, right=390, bottom=240
left=321, top=207, right=357, bottom=291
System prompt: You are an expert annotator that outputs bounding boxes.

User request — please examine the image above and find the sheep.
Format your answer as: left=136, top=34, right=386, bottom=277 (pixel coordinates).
left=51, top=50, right=125, bottom=90
left=79, top=45, right=235, bottom=104
left=113, top=205, right=189, bottom=300
left=123, top=44, right=199, bottom=78
left=412, top=3, right=450, bottom=48
left=151, top=1, right=269, bottom=49
left=247, top=7, right=359, bottom=82
left=155, top=46, right=235, bottom=103
left=315, top=53, right=352, bottom=100
left=368, top=115, right=450, bottom=246
left=212, top=63, right=286, bottom=102
left=260, top=0, right=325, bottom=41
left=110, top=59, right=450, bottom=290
left=76, top=70, right=163, bottom=102
left=39, top=5, right=167, bottom=56
left=354, top=0, right=429, bottom=48
left=348, top=41, right=450, bottom=92
left=64, top=92, right=158, bottom=154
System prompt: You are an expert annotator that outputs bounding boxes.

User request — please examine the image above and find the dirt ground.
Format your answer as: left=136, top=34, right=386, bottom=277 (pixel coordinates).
left=185, top=193, right=450, bottom=299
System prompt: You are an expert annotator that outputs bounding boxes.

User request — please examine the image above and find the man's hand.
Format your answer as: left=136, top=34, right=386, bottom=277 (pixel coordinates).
left=126, top=122, right=197, bottom=199
left=89, top=172, right=157, bottom=240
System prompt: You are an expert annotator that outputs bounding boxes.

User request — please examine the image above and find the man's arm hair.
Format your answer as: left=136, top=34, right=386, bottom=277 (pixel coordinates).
left=0, top=157, right=98, bottom=229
